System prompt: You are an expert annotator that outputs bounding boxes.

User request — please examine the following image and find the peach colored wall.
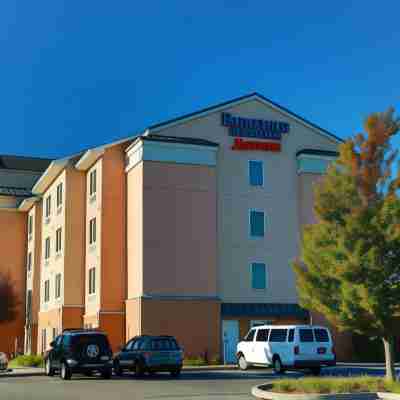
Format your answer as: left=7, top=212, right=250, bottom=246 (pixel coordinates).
left=141, top=298, right=221, bottom=359
left=101, top=144, right=127, bottom=312
left=64, top=168, right=86, bottom=307
left=38, top=307, right=62, bottom=352
left=125, top=298, right=141, bottom=341
left=142, top=161, right=217, bottom=296
left=32, top=203, right=42, bottom=324
left=0, top=210, right=27, bottom=355
left=126, top=162, right=143, bottom=298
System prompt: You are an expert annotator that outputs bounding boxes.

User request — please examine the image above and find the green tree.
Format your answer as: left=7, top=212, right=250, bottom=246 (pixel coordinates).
left=293, top=108, right=400, bottom=381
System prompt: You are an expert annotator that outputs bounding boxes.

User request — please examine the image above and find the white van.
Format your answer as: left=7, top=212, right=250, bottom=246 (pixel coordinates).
left=236, top=325, right=335, bottom=375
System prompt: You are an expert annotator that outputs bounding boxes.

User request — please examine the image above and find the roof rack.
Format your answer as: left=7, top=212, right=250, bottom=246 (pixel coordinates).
left=62, top=328, right=105, bottom=334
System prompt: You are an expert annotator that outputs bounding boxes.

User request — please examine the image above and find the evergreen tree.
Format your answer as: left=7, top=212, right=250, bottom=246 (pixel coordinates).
left=294, top=108, right=400, bottom=381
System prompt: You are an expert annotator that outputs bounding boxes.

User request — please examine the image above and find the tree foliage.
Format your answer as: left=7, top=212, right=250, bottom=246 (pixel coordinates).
left=293, top=108, right=400, bottom=381
left=0, top=272, right=19, bottom=324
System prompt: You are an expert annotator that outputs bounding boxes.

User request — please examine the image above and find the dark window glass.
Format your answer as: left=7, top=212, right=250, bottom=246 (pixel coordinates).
left=314, top=329, right=329, bottom=342
left=269, top=329, right=288, bottom=342
left=71, top=334, right=109, bottom=348
left=138, top=339, right=149, bottom=350
left=256, top=329, right=269, bottom=342
left=62, top=335, right=71, bottom=346
left=299, top=329, right=314, bottom=342
left=132, top=340, right=141, bottom=350
left=288, top=329, right=295, bottom=342
left=125, top=340, right=135, bottom=351
left=245, top=329, right=256, bottom=342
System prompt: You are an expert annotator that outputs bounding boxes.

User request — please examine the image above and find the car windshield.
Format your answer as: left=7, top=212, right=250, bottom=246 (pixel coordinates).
left=71, top=334, right=109, bottom=348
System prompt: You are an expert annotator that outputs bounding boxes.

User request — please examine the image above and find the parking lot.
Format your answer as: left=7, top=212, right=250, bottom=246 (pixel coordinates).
left=0, top=365, right=399, bottom=400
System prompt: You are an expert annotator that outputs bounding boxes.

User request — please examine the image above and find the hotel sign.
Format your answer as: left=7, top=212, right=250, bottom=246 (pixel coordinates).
left=221, top=112, right=290, bottom=152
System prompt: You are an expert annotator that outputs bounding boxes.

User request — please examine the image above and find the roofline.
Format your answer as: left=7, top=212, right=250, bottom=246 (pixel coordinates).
left=0, top=154, right=52, bottom=162
left=148, top=92, right=344, bottom=144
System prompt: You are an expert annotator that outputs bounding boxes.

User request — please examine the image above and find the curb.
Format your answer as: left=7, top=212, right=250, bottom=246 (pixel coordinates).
left=183, top=365, right=237, bottom=372
left=0, top=370, right=45, bottom=378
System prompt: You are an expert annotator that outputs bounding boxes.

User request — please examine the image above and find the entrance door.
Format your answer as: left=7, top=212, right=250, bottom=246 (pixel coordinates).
left=222, top=320, right=239, bottom=364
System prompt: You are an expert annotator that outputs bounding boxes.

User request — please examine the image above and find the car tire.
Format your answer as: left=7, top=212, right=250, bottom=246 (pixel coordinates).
left=272, top=356, right=285, bottom=374
left=170, top=369, right=181, bottom=378
left=101, top=368, right=112, bottom=379
left=238, top=354, right=249, bottom=371
left=311, top=367, right=321, bottom=376
left=114, top=361, right=123, bottom=377
left=60, top=362, right=72, bottom=380
left=45, top=359, right=55, bottom=377
left=84, top=370, right=93, bottom=377
left=134, top=361, right=145, bottom=377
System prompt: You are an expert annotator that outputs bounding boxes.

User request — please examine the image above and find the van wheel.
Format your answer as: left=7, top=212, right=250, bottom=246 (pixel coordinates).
left=311, top=367, right=321, bottom=376
left=238, top=355, right=249, bottom=371
left=272, top=356, right=285, bottom=374
left=45, top=359, right=54, bottom=377
left=60, top=362, right=72, bottom=380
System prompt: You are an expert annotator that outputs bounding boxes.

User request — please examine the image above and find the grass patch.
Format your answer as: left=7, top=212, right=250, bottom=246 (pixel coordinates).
left=270, top=376, right=400, bottom=394
left=183, top=357, right=208, bottom=366
left=9, top=355, right=44, bottom=368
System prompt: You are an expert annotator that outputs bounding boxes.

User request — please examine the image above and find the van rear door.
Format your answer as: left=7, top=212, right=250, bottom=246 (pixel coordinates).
left=314, top=328, right=334, bottom=360
left=297, top=328, right=317, bottom=360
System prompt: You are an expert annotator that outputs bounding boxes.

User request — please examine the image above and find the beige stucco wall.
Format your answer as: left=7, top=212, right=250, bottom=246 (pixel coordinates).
left=85, top=159, right=102, bottom=317
left=142, top=161, right=217, bottom=296
left=126, top=161, right=143, bottom=299
left=149, top=99, right=339, bottom=303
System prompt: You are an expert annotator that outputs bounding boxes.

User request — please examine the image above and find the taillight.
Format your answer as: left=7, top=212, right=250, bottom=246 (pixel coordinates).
left=143, top=352, right=151, bottom=359
left=294, top=345, right=299, bottom=355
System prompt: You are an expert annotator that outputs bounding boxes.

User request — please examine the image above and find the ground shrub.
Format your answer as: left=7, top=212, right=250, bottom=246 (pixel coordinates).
left=9, top=355, right=44, bottom=368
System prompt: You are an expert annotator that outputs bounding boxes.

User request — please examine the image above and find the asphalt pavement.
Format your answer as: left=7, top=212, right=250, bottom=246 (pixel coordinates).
left=0, top=365, right=398, bottom=400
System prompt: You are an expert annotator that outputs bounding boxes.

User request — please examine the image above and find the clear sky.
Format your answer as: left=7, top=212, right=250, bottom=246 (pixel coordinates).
left=1, top=1, right=399, bottom=159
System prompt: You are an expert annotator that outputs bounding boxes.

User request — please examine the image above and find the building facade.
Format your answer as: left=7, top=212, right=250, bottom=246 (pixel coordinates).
left=0, top=93, right=352, bottom=361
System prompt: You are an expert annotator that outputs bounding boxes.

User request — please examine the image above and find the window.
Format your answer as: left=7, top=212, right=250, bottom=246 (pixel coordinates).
left=55, top=273, right=61, bottom=299
left=56, top=183, right=63, bottom=208
left=56, top=228, right=62, bottom=253
left=288, top=329, right=295, bottom=342
left=251, top=263, right=266, bottom=290
left=269, top=329, right=288, bottom=342
left=256, top=328, right=269, bottom=342
left=299, top=329, right=314, bottom=342
left=44, top=280, right=50, bottom=302
left=52, top=328, right=57, bottom=340
left=89, top=218, right=97, bottom=245
left=244, top=329, right=256, bottom=342
left=132, top=340, right=141, bottom=350
left=249, top=160, right=263, bottom=186
left=45, top=237, right=51, bottom=259
left=314, top=329, right=329, bottom=342
left=250, top=210, right=265, bottom=237
left=45, top=196, right=51, bottom=218
left=27, top=252, right=32, bottom=272
left=125, top=339, right=135, bottom=351
left=90, top=169, right=97, bottom=196
left=88, top=267, right=96, bottom=295
left=26, top=290, right=32, bottom=321
left=28, top=215, right=33, bottom=236
left=41, top=329, right=47, bottom=354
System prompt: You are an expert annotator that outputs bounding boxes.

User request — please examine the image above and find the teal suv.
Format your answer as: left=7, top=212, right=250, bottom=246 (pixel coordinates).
left=44, top=329, right=113, bottom=380
left=113, top=335, right=183, bottom=377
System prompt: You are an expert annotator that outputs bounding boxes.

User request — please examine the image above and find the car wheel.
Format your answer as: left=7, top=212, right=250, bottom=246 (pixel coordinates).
left=272, top=356, right=285, bottom=374
left=114, top=361, right=123, bottom=377
left=170, top=368, right=181, bottom=378
left=238, top=354, right=249, bottom=371
left=60, top=362, right=72, bottom=380
left=134, top=361, right=145, bottom=377
left=45, top=359, right=54, bottom=377
left=84, top=370, right=93, bottom=377
left=101, top=368, right=112, bottom=379
left=311, top=367, right=321, bottom=376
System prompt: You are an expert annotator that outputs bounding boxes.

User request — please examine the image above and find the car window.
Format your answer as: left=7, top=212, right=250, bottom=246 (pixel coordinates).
left=138, top=339, right=149, bottom=350
left=244, top=329, right=256, bottom=342
left=132, top=340, right=141, bottom=350
left=71, top=334, right=110, bottom=349
left=288, top=329, right=295, bottom=342
left=61, top=335, right=71, bottom=346
left=125, top=340, right=135, bottom=351
left=55, top=336, right=62, bottom=347
left=269, top=329, right=287, bottom=342
left=299, top=329, right=314, bottom=342
left=151, top=339, right=172, bottom=350
left=255, top=329, right=269, bottom=342
left=314, top=329, right=329, bottom=342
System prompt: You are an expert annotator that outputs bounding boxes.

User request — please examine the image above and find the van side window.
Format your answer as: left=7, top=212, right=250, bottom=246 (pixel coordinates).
left=269, top=329, right=287, bottom=342
left=288, top=329, right=295, bottom=342
left=314, top=329, right=329, bottom=342
left=256, top=329, right=269, bottom=342
left=244, top=329, right=256, bottom=342
left=299, top=329, right=314, bottom=342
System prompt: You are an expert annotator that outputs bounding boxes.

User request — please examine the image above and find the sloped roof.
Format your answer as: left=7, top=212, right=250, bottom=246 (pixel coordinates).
left=0, top=155, right=52, bottom=172
left=148, top=92, right=343, bottom=143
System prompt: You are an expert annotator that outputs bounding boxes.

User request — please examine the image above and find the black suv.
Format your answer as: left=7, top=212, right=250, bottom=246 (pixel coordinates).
left=113, top=335, right=183, bottom=377
left=44, top=329, right=113, bottom=380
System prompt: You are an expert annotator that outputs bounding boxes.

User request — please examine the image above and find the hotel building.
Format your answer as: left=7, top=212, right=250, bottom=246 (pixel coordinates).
left=0, top=93, right=352, bottom=361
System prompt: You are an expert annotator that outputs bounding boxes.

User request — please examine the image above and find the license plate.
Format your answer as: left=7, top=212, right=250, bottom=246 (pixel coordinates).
left=317, top=347, right=326, bottom=354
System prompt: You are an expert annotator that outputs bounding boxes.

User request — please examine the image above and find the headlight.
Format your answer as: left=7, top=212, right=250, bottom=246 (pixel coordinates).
left=100, top=356, right=110, bottom=361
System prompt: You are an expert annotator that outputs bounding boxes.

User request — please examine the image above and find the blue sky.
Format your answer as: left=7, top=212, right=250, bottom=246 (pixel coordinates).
left=1, top=1, right=399, bottom=159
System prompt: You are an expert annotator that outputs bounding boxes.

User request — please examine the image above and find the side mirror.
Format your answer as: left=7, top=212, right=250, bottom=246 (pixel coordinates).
left=49, top=341, right=56, bottom=348
left=118, top=345, right=125, bottom=352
